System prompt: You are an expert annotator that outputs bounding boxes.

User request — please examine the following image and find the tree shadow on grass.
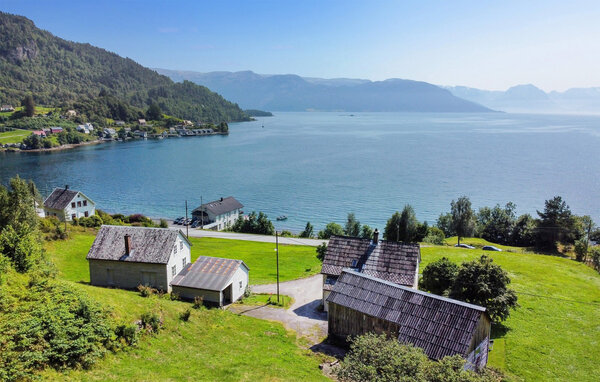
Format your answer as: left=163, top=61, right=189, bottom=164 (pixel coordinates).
left=491, top=322, right=511, bottom=338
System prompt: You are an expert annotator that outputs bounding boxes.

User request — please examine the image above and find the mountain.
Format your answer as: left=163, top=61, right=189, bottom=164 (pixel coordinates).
left=155, top=69, right=493, bottom=113
left=0, top=12, right=249, bottom=123
left=447, top=84, right=600, bottom=114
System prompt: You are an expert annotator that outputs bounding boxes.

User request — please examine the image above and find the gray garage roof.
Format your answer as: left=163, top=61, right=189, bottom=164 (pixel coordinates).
left=43, top=187, right=80, bottom=210
left=321, top=235, right=420, bottom=286
left=192, top=196, right=243, bottom=216
left=327, top=269, right=487, bottom=360
left=171, top=256, right=249, bottom=291
left=86, top=225, right=190, bottom=264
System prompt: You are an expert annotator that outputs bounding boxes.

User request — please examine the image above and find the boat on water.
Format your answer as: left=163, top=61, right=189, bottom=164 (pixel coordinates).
left=276, top=215, right=287, bottom=221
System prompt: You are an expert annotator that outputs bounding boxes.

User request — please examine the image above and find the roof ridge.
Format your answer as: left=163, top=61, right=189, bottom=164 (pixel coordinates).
left=330, top=235, right=420, bottom=247
left=341, top=268, right=486, bottom=312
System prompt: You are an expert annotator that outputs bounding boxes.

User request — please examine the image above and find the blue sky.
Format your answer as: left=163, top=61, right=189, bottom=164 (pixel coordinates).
left=2, top=0, right=599, bottom=91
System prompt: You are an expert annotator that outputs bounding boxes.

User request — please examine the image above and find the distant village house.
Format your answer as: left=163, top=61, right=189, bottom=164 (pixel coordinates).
left=320, top=231, right=420, bottom=311
left=192, top=196, right=243, bottom=231
left=43, top=186, right=96, bottom=221
left=32, top=130, right=46, bottom=137
left=1, top=105, right=15, bottom=112
left=327, top=270, right=491, bottom=370
left=50, top=127, right=63, bottom=134
left=138, top=119, right=147, bottom=126
left=65, top=109, right=77, bottom=117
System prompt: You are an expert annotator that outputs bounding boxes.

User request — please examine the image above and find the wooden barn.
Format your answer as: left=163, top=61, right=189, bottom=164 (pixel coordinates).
left=320, top=230, right=420, bottom=311
left=171, top=256, right=249, bottom=307
left=327, top=270, right=491, bottom=370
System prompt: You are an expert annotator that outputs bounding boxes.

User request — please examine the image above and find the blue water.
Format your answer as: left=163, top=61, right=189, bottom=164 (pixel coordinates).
left=1, top=112, right=599, bottom=232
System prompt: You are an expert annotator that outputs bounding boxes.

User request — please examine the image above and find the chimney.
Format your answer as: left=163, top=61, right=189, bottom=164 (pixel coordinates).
left=124, top=234, right=132, bottom=255
left=373, top=229, right=379, bottom=245
left=65, top=185, right=69, bottom=190
left=220, top=197, right=223, bottom=202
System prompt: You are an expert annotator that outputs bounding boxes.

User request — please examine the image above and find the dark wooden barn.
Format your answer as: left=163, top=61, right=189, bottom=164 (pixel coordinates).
left=327, top=270, right=491, bottom=370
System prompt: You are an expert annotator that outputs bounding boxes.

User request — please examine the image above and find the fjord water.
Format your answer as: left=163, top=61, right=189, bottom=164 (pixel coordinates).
left=1, top=112, right=599, bottom=232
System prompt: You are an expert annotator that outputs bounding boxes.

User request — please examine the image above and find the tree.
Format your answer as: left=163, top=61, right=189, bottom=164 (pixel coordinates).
left=477, top=203, right=516, bottom=245
left=510, top=214, right=536, bottom=247
left=423, top=226, right=445, bottom=245
left=451, top=196, right=475, bottom=245
left=414, top=221, right=428, bottom=242
left=146, top=103, right=162, bottom=120
left=360, top=224, right=374, bottom=239
left=450, top=255, right=518, bottom=323
left=419, top=257, right=458, bottom=295
left=230, top=211, right=274, bottom=235
left=574, top=215, right=596, bottom=262
left=299, top=222, right=314, bottom=238
left=384, top=205, right=419, bottom=242
left=22, top=94, right=35, bottom=117
left=436, top=212, right=455, bottom=237
left=590, top=247, right=600, bottom=272
left=22, top=133, right=41, bottom=149
left=318, top=222, right=344, bottom=239
left=536, top=196, right=577, bottom=250
left=316, top=243, right=328, bottom=261
left=344, top=213, right=361, bottom=237
left=218, top=121, right=229, bottom=134
left=255, top=212, right=274, bottom=235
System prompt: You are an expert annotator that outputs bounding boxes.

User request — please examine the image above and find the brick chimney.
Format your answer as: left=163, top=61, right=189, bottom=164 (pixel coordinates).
left=373, top=229, right=379, bottom=245
left=124, top=234, right=132, bottom=255
left=65, top=184, right=69, bottom=190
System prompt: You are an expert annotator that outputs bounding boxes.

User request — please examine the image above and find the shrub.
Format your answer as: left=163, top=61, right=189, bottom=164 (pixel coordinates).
left=419, top=257, right=458, bottom=295
left=139, top=312, right=162, bottom=333
left=179, top=308, right=192, bottom=322
left=590, top=247, right=600, bottom=272
left=316, top=242, right=328, bottom=261
left=423, top=227, right=445, bottom=245
left=170, top=292, right=180, bottom=301
left=114, top=324, right=139, bottom=347
left=39, top=217, right=68, bottom=241
left=193, top=296, right=204, bottom=309
left=574, top=239, right=588, bottom=262
left=137, top=284, right=156, bottom=297
left=159, top=219, right=168, bottom=228
left=280, top=230, right=293, bottom=237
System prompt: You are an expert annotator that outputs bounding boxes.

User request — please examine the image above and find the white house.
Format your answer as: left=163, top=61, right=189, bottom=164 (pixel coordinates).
left=191, top=196, right=243, bottom=231
left=87, top=225, right=192, bottom=292
left=77, top=123, right=94, bottom=134
left=43, top=186, right=96, bottom=221
left=1, top=105, right=15, bottom=112
left=171, top=256, right=249, bottom=306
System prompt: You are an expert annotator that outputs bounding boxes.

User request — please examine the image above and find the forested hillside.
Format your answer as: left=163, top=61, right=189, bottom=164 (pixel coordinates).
left=0, top=12, right=249, bottom=123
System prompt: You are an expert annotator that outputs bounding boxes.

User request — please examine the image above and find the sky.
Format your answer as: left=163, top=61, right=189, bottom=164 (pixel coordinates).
left=2, top=0, right=600, bottom=92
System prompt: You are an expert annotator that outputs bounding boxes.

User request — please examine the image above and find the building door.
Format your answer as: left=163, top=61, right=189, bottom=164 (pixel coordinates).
left=223, top=284, right=233, bottom=305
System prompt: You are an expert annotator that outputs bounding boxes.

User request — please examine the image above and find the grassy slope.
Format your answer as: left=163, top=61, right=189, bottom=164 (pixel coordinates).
left=0, top=128, right=30, bottom=144
left=42, top=231, right=328, bottom=381
left=421, top=246, right=600, bottom=381
left=45, top=232, right=321, bottom=285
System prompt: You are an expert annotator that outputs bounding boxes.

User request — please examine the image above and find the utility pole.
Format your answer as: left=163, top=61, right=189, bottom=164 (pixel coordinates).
left=185, top=200, right=189, bottom=239
left=276, top=231, right=280, bottom=304
left=200, top=195, right=204, bottom=229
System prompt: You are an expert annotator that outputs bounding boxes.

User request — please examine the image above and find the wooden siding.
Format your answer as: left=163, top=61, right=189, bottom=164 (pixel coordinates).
left=172, top=285, right=222, bottom=306
left=328, top=302, right=400, bottom=343
left=89, top=259, right=169, bottom=291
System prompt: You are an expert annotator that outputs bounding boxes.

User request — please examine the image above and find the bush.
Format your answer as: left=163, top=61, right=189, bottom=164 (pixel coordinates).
left=193, top=296, right=204, bottom=309
left=419, top=257, right=458, bottom=295
left=574, top=239, right=588, bottom=262
left=39, top=217, right=68, bottom=241
left=280, top=230, right=293, bottom=237
left=76, top=215, right=103, bottom=228
left=114, top=324, right=139, bottom=347
left=423, top=227, right=445, bottom=245
left=318, top=222, right=344, bottom=239
left=170, top=292, right=180, bottom=301
left=159, top=219, right=168, bottom=228
left=137, top=284, right=156, bottom=297
left=590, top=247, right=600, bottom=272
left=316, top=243, right=328, bottom=261
left=179, top=308, right=192, bottom=322
left=139, top=312, right=162, bottom=333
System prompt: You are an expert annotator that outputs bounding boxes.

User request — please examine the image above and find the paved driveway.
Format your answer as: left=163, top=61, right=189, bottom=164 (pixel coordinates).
left=229, top=274, right=328, bottom=343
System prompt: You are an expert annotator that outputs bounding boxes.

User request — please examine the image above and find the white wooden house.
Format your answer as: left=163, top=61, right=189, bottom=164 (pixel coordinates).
left=43, top=186, right=96, bottom=221
left=87, top=225, right=192, bottom=292
left=192, top=196, right=243, bottom=231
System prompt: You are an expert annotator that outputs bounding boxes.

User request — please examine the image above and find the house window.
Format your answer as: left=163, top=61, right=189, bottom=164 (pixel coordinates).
left=171, top=265, right=177, bottom=277
left=180, top=241, right=183, bottom=250
left=83, top=200, right=87, bottom=206
left=84, top=211, right=89, bottom=217
left=239, top=281, right=243, bottom=289
left=173, top=245, right=177, bottom=254
left=77, top=201, right=82, bottom=207
left=182, top=258, right=186, bottom=268
left=71, top=202, right=76, bottom=208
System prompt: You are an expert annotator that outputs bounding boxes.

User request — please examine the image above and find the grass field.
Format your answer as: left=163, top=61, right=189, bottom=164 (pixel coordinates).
left=45, top=231, right=322, bottom=285
left=420, top=246, right=600, bottom=381
left=0, top=128, right=30, bottom=144
left=44, top=230, right=600, bottom=381
left=237, top=293, right=294, bottom=309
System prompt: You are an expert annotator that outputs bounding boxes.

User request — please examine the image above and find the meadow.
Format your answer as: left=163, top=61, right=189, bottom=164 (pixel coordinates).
left=0, top=128, right=30, bottom=144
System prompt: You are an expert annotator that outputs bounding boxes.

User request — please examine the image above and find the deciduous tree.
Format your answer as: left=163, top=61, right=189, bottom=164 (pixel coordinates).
left=451, top=196, right=475, bottom=245
left=344, top=213, right=361, bottom=237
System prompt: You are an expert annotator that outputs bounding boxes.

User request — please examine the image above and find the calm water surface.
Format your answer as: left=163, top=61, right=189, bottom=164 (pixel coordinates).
left=1, top=112, right=599, bottom=232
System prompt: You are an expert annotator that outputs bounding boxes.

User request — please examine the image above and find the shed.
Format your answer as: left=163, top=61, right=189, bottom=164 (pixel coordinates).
left=87, top=225, right=191, bottom=292
left=327, top=270, right=491, bottom=370
left=171, top=256, right=249, bottom=306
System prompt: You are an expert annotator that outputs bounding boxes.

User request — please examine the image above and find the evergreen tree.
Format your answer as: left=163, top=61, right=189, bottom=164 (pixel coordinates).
left=344, top=213, right=361, bottom=237
left=384, top=205, right=418, bottom=242
left=536, top=196, right=577, bottom=250
left=22, top=94, right=35, bottom=117
left=299, top=222, right=314, bottom=238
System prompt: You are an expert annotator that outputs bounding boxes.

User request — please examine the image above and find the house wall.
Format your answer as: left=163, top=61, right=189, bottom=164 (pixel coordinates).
left=229, top=265, right=249, bottom=302
left=212, top=209, right=241, bottom=230
left=89, top=259, right=169, bottom=291
left=465, top=314, right=491, bottom=370
left=172, top=285, right=222, bottom=306
left=165, top=233, right=192, bottom=287
left=328, top=302, right=400, bottom=344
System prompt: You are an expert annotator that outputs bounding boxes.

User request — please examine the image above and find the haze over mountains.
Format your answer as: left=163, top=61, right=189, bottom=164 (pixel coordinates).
left=155, top=69, right=492, bottom=113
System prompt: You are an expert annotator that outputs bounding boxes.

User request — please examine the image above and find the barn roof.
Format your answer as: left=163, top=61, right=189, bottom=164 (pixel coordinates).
left=321, top=235, right=420, bottom=286
left=43, top=187, right=80, bottom=210
left=327, top=269, right=486, bottom=360
left=171, top=256, right=248, bottom=291
left=192, top=196, right=243, bottom=216
left=86, top=225, right=190, bottom=264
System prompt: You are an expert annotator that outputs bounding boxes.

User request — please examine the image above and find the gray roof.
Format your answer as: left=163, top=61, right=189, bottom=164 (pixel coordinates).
left=171, top=256, right=248, bottom=291
left=192, top=196, right=243, bottom=216
left=321, top=235, right=420, bottom=286
left=327, top=270, right=486, bottom=360
left=43, top=187, right=80, bottom=210
left=86, top=225, right=190, bottom=264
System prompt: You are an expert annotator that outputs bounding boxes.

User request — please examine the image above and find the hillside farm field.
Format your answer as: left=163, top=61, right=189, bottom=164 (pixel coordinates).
left=0, top=128, right=30, bottom=144
left=44, top=230, right=600, bottom=381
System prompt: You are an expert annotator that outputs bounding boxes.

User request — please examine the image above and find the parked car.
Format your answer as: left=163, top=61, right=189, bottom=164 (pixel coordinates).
left=482, top=245, right=502, bottom=251
left=191, top=220, right=201, bottom=228
left=455, top=243, right=475, bottom=249
left=174, top=217, right=184, bottom=225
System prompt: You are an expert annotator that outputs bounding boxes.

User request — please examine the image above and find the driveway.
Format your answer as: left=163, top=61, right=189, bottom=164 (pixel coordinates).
left=168, top=223, right=328, bottom=247
left=228, top=274, right=328, bottom=344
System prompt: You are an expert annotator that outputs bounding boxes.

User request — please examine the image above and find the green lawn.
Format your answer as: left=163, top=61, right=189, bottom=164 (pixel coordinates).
left=0, top=128, right=30, bottom=144
left=420, top=245, right=600, bottom=381
left=237, top=293, right=294, bottom=309
left=44, top=232, right=321, bottom=285
left=190, top=237, right=321, bottom=284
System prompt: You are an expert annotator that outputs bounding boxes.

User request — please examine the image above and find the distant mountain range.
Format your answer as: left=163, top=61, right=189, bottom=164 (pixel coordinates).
left=446, top=84, right=600, bottom=114
left=155, top=69, right=493, bottom=113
